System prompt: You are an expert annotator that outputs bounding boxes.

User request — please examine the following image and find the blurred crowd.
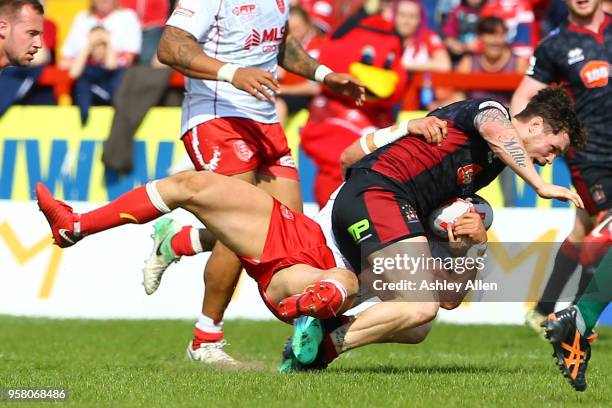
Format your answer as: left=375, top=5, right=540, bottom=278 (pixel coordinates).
left=2, top=0, right=611, bottom=194
left=4, top=0, right=611, bottom=119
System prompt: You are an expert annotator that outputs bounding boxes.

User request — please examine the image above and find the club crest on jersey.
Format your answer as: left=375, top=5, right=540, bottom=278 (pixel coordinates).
left=400, top=203, right=418, bottom=221
left=580, top=60, right=610, bottom=88
left=233, top=140, right=254, bottom=162
left=280, top=204, right=294, bottom=220
left=275, top=0, right=286, bottom=14
left=457, top=164, right=482, bottom=187
left=279, top=155, right=296, bottom=168
left=567, top=48, right=584, bottom=65
left=590, top=184, right=607, bottom=204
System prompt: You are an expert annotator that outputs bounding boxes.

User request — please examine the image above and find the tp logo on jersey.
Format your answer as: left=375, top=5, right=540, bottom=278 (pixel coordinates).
left=348, top=219, right=371, bottom=244
left=580, top=60, right=610, bottom=88
left=275, top=0, right=286, bottom=13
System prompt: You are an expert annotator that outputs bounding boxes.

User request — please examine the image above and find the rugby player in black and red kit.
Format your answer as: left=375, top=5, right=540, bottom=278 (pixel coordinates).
left=281, top=88, right=588, bottom=372
left=511, top=0, right=612, bottom=391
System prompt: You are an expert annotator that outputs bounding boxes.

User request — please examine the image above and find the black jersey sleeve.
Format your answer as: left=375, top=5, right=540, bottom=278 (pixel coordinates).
left=429, top=98, right=511, bottom=139
left=526, top=30, right=560, bottom=84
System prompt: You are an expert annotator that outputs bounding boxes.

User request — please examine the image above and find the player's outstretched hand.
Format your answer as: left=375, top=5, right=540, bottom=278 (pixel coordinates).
left=408, top=117, right=448, bottom=145
left=323, top=73, right=366, bottom=106
left=232, top=67, right=280, bottom=102
left=536, top=183, right=584, bottom=209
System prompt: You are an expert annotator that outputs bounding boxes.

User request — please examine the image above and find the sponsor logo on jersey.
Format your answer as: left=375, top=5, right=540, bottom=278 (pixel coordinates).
left=280, top=204, right=294, bottom=220
left=244, top=26, right=286, bottom=50
left=233, top=3, right=257, bottom=16
left=279, top=155, right=296, bottom=168
left=233, top=140, right=254, bottom=162
left=457, top=164, right=483, bottom=186
left=275, top=0, right=286, bottom=14
left=580, top=60, right=610, bottom=88
left=347, top=219, right=371, bottom=244
left=244, top=29, right=262, bottom=50
left=567, top=48, right=584, bottom=65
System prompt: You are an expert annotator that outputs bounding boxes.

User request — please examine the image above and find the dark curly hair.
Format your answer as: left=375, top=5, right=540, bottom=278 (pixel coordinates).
left=514, top=87, right=588, bottom=150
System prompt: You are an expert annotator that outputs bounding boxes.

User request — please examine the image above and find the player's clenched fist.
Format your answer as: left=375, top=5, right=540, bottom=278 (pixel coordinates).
left=232, top=67, right=280, bottom=102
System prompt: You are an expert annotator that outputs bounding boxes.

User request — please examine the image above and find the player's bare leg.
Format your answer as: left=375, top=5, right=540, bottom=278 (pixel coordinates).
left=144, top=171, right=304, bottom=362
left=280, top=237, right=441, bottom=370
left=188, top=171, right=257, bottom=364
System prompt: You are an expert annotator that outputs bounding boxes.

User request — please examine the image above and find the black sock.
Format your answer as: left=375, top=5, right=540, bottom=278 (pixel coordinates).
left=535, top=239, right=580, bottom=315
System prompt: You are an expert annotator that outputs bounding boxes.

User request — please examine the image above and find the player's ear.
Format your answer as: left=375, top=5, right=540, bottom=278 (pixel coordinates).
left=0, top=18, right=8, bottom=38
left=528, top=116, right=544, bottom=136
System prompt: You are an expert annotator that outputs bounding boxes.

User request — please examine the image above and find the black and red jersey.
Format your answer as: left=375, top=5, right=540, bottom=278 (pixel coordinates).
left=350, top=98, right=507, bottom=216
left=527, top=13, right=612, bottom=163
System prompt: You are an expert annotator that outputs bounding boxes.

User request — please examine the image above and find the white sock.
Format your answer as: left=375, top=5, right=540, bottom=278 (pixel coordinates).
left=146, top=180, right=171, bottom=213
left=195, top=314, right=223, bottom=333
left=321, top=279, right=348, bottom=303
left=190, top=227, right=204, bottom=253
left=574, top=306, right=587, bottom=335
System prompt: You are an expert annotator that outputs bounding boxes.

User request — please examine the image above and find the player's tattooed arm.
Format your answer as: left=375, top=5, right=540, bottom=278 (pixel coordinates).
left=474, top=108, right=545, bottom=190
left=157, top=26, right=224, bottom=79
left=278, top=32, right=320, bottom=79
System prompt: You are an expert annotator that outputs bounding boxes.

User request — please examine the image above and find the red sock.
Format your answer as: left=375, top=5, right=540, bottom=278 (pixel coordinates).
left=80, top=185, right=165, bottom=235
left=171, top=226, right=198, bottom=256
left=192, top=327, right=224, bottom=349
left=560, top=238, right=581, bottom=261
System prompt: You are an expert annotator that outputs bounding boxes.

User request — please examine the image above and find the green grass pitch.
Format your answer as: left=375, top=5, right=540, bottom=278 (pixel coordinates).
left=1, top=316, right=611, bottom=407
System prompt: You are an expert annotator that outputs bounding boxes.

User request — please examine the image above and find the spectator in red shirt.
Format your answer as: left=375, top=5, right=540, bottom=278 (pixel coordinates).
left=442, top=0, right=487, bottom=64
left=480, top=0, right=536, bottom=58
left=120, top=0, right=169, bottom=64
left=397, top=0, right=451, bottom=73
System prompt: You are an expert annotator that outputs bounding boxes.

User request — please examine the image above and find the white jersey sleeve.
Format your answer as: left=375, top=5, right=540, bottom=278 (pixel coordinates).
left=166, top=0, right=216, bottom=41
left=164, top=0, right=290, bottom=134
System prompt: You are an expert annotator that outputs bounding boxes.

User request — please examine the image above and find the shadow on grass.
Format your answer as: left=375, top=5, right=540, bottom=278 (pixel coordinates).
left=322, top=364, right=522, bottom=375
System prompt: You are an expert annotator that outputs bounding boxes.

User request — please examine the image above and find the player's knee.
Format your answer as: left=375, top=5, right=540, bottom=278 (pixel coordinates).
left=169, top=170, right=212, bottom=202
left=410, top=302, right=439, bottom=325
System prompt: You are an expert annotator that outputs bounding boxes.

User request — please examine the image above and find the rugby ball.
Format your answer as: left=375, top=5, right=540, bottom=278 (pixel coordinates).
left=428, top=195, right=494, bottom=238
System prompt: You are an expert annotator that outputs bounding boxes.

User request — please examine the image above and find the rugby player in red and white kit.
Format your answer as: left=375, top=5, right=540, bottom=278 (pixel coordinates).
left=149, top=0, right=365, bottom=363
